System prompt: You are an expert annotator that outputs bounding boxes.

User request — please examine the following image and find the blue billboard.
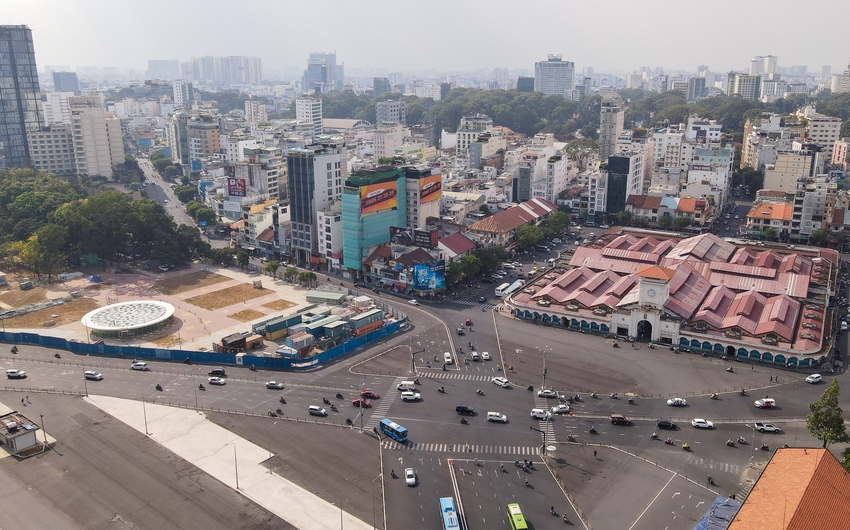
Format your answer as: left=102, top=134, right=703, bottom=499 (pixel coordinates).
left=413, top=261, right=445, bottom=291
left=191, top=159, right=202, bottom=172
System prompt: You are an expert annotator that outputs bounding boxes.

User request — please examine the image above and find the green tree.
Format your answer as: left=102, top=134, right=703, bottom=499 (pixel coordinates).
left=297, top=271, right=318, bottom=287
left=658, top=215, right=673, bottom=230
left=264, top=260, right=281, bottom=279
left=674, top=216, right=693, bottom=229
left=763, top=227, right=777, bottom=241
left=806, top=379, right=850, bottom=448
left=283, top=266, right=298, bottom=282
left=579, top=125, right=598, bottom=140
left=236, top=251, right=249, bottom=270
left=175, top=186, right=197, bottom=203
left=809, top=228, right=830, bottom=246
left=193, top=206, right=217, bottom=226
left=616, top=210, right=633, bottom=226
left=152, top=157, right=171, bottom=173
left=458, top=254, right=482, bottom=279
left=515, top=225, right=543, bottom=249
left=164, top=165, right=181, bottom=177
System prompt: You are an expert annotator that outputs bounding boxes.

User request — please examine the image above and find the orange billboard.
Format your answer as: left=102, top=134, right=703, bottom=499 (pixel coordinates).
left=360, top=183, right=398, bottom=214
left=420, top=174, right=442, bottom=203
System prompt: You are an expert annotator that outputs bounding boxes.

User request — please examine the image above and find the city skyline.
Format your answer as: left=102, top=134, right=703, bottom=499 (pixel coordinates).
left=3, top=0, right=849, bottom=78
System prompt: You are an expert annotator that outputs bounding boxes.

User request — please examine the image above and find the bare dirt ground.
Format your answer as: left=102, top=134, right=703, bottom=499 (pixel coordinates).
left=154, top=271, right=231, bottom=295
left=262, top=299, right=297, bottom=311
left=1, top=298, right=100, bottom=328
left=185, top=284, right=271, bottom=311
left=0, top=286, right=49, bottom=308
left=228, top=309, right=265, bottom=322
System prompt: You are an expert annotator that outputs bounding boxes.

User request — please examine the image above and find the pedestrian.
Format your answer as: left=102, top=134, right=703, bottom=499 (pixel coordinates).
left=21, top=398, right=25, bottom=405
left=593, top=450, right=598, bottom=459
left=751, top=365, right=754, bottom=371
left=26, top=396, right=30, bottom=404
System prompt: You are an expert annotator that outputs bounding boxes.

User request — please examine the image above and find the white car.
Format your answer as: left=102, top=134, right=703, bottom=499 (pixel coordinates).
left=401, top=391, right=421, bottom=402
left=265, top=381, right=284, bottom=390
left=537, top=389, right=559, bottom=399
left=481, top=351, right=491, bottom=361
left=444, top=352, right=454, bottom=365
left=511, top=262, right=522, bottom=268
left=551, top=404, right=570, bottom=415
left=405, top=468, right=417, bottom=486
left=130, top=362, right=149, bottom=371
left=691, top=418, right=714, bottom=429
left=842, top=321, right=848, bottom=332
left=530, top=409, right=551, bottom=420
left=806, top=374, right=822, bottom=384
left=408, top=299, right=419, bottom=306
left=308, top=405, right=328, bottom=417
left=487, top=411, right=508, bottom=423
left=84, top=371, right=103, bottom=381
left=208, top=376, right=226, bottom=385
left=5, top=369, right=26, bottom=379
left=158, top=265, right=170, bottom=272
left=667, top=398, right=687, bottom=407
left=492, top=376, right=511, bottom=388
left=552, top=238, right=562, bottom=244
left=754, top=398, right=776, bottom=409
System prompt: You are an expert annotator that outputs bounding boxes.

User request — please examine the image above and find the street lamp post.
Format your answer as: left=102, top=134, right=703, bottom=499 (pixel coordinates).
left=142, top=396, right=149, bottom=435
left=371, top=473, right=382, bottom=530
left=40, top=413, right=47, bottom=446
left=530, top=425, right=548, bottom=456
left=538, top=345, right=550, bottom=389
left=83, top=372, right=88, bottom=397
left=225, top=443, right=239, bottom=489
left=267, top=421, right=278, bottom=474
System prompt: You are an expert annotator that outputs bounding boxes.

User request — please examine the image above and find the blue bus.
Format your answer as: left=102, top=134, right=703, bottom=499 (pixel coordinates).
left=503, top=279, right=526, bottom=298
left=379, top=418, right=408, bottom=443
left=439, top=497, right=461, bottom=530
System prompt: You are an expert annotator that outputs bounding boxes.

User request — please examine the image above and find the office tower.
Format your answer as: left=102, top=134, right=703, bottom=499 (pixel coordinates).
left=749, top=56, right=765, bottom=76
left=182, top=56, right=262, bottom=85
left=534, top=55, right=575, bottom=99
left=0, top=25, right=43, bottom=169
left=516, top=76, right=535, bottom=92
left=657, top=75, right=669, bottom=93
left=599, top=94, right=625, bottom=162
left=303, top=52, right=343, bottom=93
left=726, top=73, right=762, bottom=100
left=440, top=82, right=452, bottom=100
left=42, top=91, right=73, bottom=125
left=295, top=98, right=323, bottom=140
left=146, top=60, right=181, bottom=80
left=373, top=77, right=390, bottom=97
left=172, top=80, right=194, bottom=110
left=763, top=55, right=778, bottom=75
left=244, top=100, right=267, bottom=123
left=287, top=140, right=346, bottom=266
left=69, top=96, right=124, bottom=178
left=376, top=100, right=406, bottom=125
left=52, top=71, right=79, bottom=93
left=687, top=77, right=706, bottom=103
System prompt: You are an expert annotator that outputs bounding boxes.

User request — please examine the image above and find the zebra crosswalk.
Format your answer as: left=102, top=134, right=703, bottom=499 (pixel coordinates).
left=364, top=390, right=397, bottom=430
left=450, top=299, right=497, bottom=309
left=382, top=440, right=539, bottom=455
left=532, top=397, right=557, bottom=442
left=420, top=372, right=493, bottom=382
left=685, top=455, right=741, bottom=476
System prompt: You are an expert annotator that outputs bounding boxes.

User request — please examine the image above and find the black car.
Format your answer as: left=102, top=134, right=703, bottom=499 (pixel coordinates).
left=657, top=419, right=677, bottom=430
left=208, top=368, right=227, bottom=377
left=478, top=296, right=486, bottom=303
left=456, top=405, right=476, bottom=415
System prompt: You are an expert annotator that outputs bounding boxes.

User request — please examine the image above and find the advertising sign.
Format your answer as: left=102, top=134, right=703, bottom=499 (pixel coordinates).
left=420, top=174, right=442, bottom=203
left=390, top=226, right=438, bottom=249
left=191, top=159, right=202, bottom=172
left=413, top=261, right=445, bottom=291
left=228, top=178, right=247, bottom=197
left=360, top=183, right=397, bottom=214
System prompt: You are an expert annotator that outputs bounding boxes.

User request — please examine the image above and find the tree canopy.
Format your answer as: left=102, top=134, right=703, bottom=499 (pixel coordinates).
left=806, top=379, right=850, bottom=448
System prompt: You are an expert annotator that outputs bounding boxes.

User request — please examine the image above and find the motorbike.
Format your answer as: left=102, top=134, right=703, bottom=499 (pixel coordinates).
left=330, top=404, right=338, bottom=412
left=567, top=434, right=577, bottom=442
left=336, top=392, right=344, bottom=399
left=268, top=410, right=277, bottom=417
left=414, top=378, right=421, bottom=385
left=707, top=476, right=715, bottom=486
left=442, top=364, right=447, bottom=371
left=610, top=392, right=618, bottom=399
left=524, top=478, right=530, bottom=487
left=682, top=443, right=690, bottom=451
left=184, top=357, right=191, bottom=364
left=612, top=341, right=619, bottom=348
left=460, top=418, right=468, bottom=425
left=648, top=344, right=656, bottom=349
left=665, top=438, right=673, bottom=445
left=737, top=436, right=747, bottom=444
left=726, top=367, right=735, bottom=373
left=279, top=396, right=286, bottom=404
left=527, top=385, right=534, bottom=391
left=627, top=397, right=635, bottom=404
left=740, top=389, right=748, bottom=396
left=276, top=407, right=283, bottom=415
left=155, top=384, right=163, bottom=391
left=651, top=433, right=659, bottom=440
left=249, top=365, right=257, bottom=372
left=726, top=439, right=735, bottom=447
left=198, top=384, right=205, bottom=391
left=573, top=394, right=581, bottom=402
left=761, top=443, right=770, bottom=451
left=476, top=389, right=484, bottom=396
left=438, top=387, right=446, bottom=394
left=54, top=352, right=61, bottom=359
left=11, top=346, right=18, bottom=354
left=589, top=426, right=597, bottom=434
left=711, top=393, right=719, bottom=400
left=322, top=397, right=331, bottom=405
left=345, top=418, right=353, bottom=425
left=590, top=392, right=599, bottom=399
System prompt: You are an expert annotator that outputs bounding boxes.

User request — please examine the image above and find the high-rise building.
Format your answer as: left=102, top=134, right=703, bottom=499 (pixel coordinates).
left=303, top=52, right=343, bottom=93
left=0, top=25, right=43, bottom=169
left=287, top=140, right=346, bottom=266
left=374, top=123, right=403, bottom=159
left=172, top=80, right=194, bottom=110
left=516, top=76, right=535, bottom=92
left=440, top=82, right=452, bottom=100
left=686, top=77, right=706, bottom=103
left=233, top=146, right=284, bottom=200
left=146, top=60, right=181, bottom=80
left=534, top=55, right=575, bottom=99
left=373, top=77, right=391, bottom=97
left=182, top=56, right=262, bottom=85
left=295, top=97, right=323, bottom=140
left=244, top=99, right=267, bottom=123
left=27, top=123, right=75, bottom=174
left=599, top=94, right=625, bottom=162
left=42, top=92, right=73, bottom=125
left=186, top=118, right=221, bottom=161
left=456, top=115, right=494, bottom=155
left=69, top=96, right=124, bottom=178
left=726, top=72, right=761, bottom=100
left=52, top=71, right=79, bottom=93
left=376, top=100, right=406, bottom=125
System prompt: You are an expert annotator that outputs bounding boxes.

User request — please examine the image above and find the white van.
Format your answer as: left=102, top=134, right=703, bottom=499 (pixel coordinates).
left=397, top=380, right=417, bottom=391
left=547, top=258, right=556, bottom=266
left=444, top=352, right=454, bottom=365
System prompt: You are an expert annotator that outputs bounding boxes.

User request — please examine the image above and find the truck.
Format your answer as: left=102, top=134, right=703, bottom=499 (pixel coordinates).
left=755, top=422, right=781, bottom=433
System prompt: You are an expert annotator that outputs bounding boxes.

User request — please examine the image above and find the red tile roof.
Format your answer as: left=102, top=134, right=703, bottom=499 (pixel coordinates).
left=468, top=198, right=556, bottom=234
left=636, top=265, right=676, bottom=280
left=729, top=448, right=850, bottom=530
left=439, top=232, right=476, bottom=256
left=746, top=202, right=794, bottom=221
left=257, top=228, right=275, bottom=243
left=363, top=245, right=391, bottom=267
left=626, top=195, right=663, bottom=209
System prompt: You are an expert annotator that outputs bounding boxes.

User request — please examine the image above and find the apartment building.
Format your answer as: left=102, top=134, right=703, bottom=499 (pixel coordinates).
left=374, top=123, right=404, bottom=160
left=376, top=100, right=406, bottom=125
left=599, top=94, right=624, bottom=162
left=295, top=97, right=323, bottom=140
left=763, top=150, right=814, bottom=191
left=534, top=55, right=575, bottom=99
left=69, top=96, right=124, bottom=178
left=244, top=100, right=267, bottom=123
left=26, top=123, right=76, bottom=174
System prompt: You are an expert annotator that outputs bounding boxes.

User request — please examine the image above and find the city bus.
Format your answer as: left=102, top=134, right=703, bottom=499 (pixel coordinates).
left=378, top=418, right=408, bottom=443
left=495, top=282, right=511, bottom=298
left=506, top=503, right=528, bottom=530
left=439, top=497, right=461, bottom=530
left=502, top=279, right=526, bottom=298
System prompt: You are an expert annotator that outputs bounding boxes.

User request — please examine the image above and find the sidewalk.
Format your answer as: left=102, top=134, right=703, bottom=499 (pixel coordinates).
left=86, top=395, right=371, bottom=530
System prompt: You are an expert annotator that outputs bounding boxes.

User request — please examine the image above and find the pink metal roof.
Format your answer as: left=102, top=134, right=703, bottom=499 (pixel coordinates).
left=665, top=233, right=737, bottom=263
left=693, top=285, right=737, bottom=328
left=665, top=262, right=713, bottom=319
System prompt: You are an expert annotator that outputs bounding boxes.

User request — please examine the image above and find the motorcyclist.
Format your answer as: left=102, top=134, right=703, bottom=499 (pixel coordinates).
left=651, top=432, right=658, bottom=439
left=665, top=437, right=673, bottom=444
left=589, top=425, right=597, bottom=434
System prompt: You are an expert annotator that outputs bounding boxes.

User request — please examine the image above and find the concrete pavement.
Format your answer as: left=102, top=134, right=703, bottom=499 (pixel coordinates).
left=86, top=395, right=372, bottom=530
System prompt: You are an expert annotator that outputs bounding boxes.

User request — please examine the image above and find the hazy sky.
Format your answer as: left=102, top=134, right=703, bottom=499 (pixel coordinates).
left=3, top=0, right=849, bottom=76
